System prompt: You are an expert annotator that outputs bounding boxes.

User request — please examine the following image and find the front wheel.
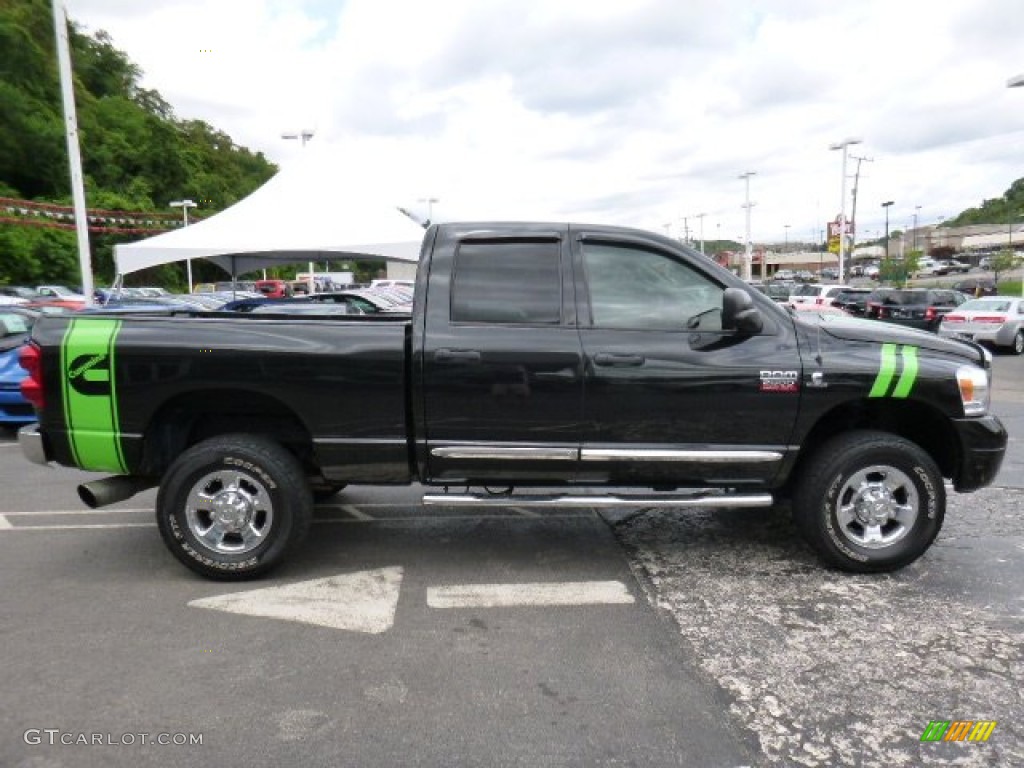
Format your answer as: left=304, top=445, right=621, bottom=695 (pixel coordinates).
left=792, top=431, right=945, bottom=573
left=156, top=434, right=313, bottom=580
left=1010, top=329, right=1024, bottom=356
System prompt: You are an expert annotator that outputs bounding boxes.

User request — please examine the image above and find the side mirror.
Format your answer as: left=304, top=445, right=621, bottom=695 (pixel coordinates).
left=722, top=287, right=763, bottom=334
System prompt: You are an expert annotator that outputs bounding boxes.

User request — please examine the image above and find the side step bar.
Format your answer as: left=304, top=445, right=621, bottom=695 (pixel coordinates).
left=422, top=491, right=774, bottom=509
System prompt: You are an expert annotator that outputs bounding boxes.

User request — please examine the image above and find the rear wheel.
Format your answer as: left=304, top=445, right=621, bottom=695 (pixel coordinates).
left=156, top=434, right=312, bottom=580
left=792, top=431, right=944, bottom=573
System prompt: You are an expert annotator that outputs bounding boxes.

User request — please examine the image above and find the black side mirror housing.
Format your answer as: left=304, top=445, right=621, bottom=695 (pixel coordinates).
left=722, top=287, right=763, bottom=335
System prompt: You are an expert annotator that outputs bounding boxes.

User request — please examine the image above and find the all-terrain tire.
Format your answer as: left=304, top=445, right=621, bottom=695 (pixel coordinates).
left=156, top=434, right=313, bottom=580
left=792, top=430, right=945, bottom=573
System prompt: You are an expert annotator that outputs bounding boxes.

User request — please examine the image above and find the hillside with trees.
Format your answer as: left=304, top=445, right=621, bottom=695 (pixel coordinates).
left=945, top=178, right=1024, bottom=229
left=0, top=0, right=276, bottom=289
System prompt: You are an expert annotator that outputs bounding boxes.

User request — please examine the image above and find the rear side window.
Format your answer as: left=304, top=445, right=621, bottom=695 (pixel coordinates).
left=451, top=240, right=561, bottom=324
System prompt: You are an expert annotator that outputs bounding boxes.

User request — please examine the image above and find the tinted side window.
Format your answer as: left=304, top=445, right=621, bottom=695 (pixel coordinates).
left=581, top=243, right=724, bottom=331
left=451, top=240, right=561, bottom=324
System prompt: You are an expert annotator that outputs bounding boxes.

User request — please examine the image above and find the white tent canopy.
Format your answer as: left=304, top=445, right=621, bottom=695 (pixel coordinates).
left=114, top=145, right=428, bottom=276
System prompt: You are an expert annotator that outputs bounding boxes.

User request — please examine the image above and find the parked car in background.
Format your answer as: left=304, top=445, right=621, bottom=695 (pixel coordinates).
left=819, top=267, right=839, bottom=280
left=865, top=288, right=968, bottom=332
left=794, top=270, right=815, bottom=282
left=754, top=282, right=796, bottom=302
left=787, top=284, right=852, bottom=308
left=0, top=286, right=41, bottom=304
left=255, top=279, right=293, bottom=299
left=938, top=296, right=1024, bottom=355
left=772, top=269, right=795, bottom=281
left=863, top=264, right=880, bottom=279
left=0, top=307, right=42, bottom=427
left=830, top=287, right=873, bottom=315
left=951, top=277, right=998, bottom=297
left=27, top=285, right=87, bottom=310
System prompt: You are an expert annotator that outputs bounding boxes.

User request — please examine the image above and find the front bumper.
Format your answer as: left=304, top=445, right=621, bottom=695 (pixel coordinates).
left=951, top=415, right=1007, bottom=492
left=18, top=423, right=51, bottom=466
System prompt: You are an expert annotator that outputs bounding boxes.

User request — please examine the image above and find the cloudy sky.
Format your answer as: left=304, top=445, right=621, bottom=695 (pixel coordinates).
left=66, top=0, right=1024, bottom=245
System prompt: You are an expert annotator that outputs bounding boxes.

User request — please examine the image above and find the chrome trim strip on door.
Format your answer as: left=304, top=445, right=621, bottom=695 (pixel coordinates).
left=580, top=448, right=782, bottom=463
left=431, top=446, right=578, bottom=461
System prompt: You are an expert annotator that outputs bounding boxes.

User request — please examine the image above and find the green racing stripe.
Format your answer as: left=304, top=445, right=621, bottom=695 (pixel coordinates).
left=868, top=343, right=919, bottom=399
left=60, top=318, right=127, bottom=473
left=868, top=343, right=898, bottom=397
left=892, top=345, right=919, bottom=398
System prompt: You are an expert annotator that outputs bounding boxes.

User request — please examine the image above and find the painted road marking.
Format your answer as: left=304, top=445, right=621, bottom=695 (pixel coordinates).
left=0, top=515, right=11, bottom=530
left=427, top=580, right=636, bottom=608
left=189, top=567, right=404, bottom=634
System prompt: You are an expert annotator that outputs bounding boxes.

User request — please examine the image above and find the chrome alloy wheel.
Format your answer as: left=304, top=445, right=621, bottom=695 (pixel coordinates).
left=184, top=469, right=274, bottom=554
left=835, top=465, right=919, bottom=549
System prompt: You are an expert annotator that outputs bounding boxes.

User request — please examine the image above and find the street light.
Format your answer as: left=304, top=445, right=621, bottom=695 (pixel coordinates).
left=282, top=130, right=316, bottom=288
left=881, top=201, right=894, bottom=261
left=739, top=171, right=756, bottom=281
left=419, top=197, right=439, bottom=225
left=783, top=224, right=790, bottom=277
left=829, top=137, right=862, bottom=283
left=912, top=205, right=921, bottom=253
left=1009, top=75, right=1024, bottom=296
left=170, top=199, right=197, bottom=292
left=281, top=129, right=315, bottom=146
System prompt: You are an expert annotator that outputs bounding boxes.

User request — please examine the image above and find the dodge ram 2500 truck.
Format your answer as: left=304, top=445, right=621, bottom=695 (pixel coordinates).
left=17, top=222, right=1007, bottom=579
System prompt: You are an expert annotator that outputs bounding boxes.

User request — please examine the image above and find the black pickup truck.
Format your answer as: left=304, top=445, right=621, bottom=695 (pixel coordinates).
left=17, top=222, right=1007, bottom=578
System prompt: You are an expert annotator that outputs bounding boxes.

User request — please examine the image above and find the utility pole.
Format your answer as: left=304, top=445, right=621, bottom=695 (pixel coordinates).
left=848, top=154, right=873, bottom=262
left=696, top=213, right=706, bottom=255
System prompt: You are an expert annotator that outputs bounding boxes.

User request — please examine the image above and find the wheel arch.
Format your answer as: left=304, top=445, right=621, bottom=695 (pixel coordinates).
left=785, top=397, right=958, bottom=492
left=137, top=388, right=317, bottom=477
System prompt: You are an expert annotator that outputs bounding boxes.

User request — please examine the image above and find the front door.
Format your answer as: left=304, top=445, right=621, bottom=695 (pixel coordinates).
left=572, top=233, right=802, bottom=488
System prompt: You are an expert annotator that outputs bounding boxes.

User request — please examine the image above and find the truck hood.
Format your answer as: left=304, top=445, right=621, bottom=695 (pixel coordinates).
left=794, top=314, right=988, bottom=366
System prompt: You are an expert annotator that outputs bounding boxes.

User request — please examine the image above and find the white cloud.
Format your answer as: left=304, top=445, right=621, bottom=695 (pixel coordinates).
left=65, top=0, right=1024, bottom=243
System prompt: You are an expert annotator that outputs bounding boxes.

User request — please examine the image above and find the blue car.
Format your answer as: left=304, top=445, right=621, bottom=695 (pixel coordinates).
left=0, top=307, right=39, bottom=428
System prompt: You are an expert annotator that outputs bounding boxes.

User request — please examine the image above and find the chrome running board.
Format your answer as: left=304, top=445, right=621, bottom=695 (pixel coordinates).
left=422, top=491, right=773, bottom=509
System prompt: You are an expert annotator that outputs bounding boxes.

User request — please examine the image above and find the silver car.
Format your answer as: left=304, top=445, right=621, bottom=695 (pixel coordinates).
left=937, top=296, right=1024, bottom=354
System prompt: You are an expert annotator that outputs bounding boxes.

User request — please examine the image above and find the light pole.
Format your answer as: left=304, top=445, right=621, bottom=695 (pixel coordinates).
left=419, top=197, right=439, bottom=225
left=696, top=212, right=706, bottom=255
left=912, top=205, right=921, bottom=253
left=783, top=224, right=790, bottom=277
left=829, top=137, right=862, bottom=283
left=1009, top=75, right=1024, bottom=296
left=282, top=130, right=316, bottom=288
left=170, top=199, right=197, bottom=291
left=281, top=129, right=315, bottom=146
left=881, top=201, right=894, bottom=261
left=739, top=171, right=756, bottom=281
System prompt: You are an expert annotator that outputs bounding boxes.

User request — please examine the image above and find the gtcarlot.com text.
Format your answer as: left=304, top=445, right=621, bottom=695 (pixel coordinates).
left=24, top=729, right=203, bottom=746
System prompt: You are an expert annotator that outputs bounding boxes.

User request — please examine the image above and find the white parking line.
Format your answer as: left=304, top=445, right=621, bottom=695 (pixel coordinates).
left=427, top=580, right=635, bottom=608
left=0, top=515, right=11, bottom=530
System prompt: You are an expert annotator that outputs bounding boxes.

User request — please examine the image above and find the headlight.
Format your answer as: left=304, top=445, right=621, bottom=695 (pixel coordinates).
left=956, top=365, right=990, bottom=416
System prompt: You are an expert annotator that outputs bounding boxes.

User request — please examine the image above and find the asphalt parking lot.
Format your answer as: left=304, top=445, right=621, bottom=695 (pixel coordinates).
left=0, top=353, right=1021, bottom=767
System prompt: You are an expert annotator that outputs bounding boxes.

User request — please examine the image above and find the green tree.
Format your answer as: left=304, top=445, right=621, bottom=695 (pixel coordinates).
left=0, top=0, right=276, bottom=287
left=990, top=249, right=1017, bottom=284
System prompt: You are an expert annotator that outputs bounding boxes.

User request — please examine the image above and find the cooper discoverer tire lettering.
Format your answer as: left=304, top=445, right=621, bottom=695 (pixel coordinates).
left=156, top=434, right=312, bottom=580
left=792, top=430, right=945, bottom=573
